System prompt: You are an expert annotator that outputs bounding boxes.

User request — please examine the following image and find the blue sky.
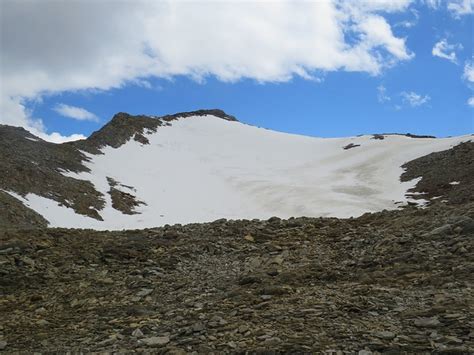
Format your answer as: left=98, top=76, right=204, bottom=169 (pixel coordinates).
left=1, top=0, right=473, bottom=141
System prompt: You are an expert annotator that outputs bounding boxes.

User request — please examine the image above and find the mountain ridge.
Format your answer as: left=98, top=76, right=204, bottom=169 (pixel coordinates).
left=70, top=109, right=238, bottom=154
left=0, top=110, right=472, bottom=229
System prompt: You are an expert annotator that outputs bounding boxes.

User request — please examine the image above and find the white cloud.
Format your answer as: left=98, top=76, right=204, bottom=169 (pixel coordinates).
left=401, top=91, right=431, bottom=107
left=463, top=60, right=474, bottom=107
left=447, top=0, right=473, bottom=17
left=463, top=61, right=474, bottom=82
left=432, top=39, right=462, bottom=63
left=0, top=96, right=86, bottom=143
left=427, top=0, right=473, bottom=18
left=396, top=20, right=417, bottom=28
left=425, top=0, right=442, bottom=9
left=42, top=132, right=87, bottom=144
left=53, top=103, right=99, bottom=122
left=377, top=85, right=391, bottom=102
left=0, top=0, right=415, bottom=141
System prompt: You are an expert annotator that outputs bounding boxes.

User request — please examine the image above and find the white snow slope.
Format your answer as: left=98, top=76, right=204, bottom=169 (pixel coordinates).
left=11, top=115, right=472, bottom=229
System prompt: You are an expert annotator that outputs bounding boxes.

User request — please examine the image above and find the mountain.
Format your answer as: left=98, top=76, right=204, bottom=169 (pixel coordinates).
left=0, top=109, right=472, bottom=229
left=1, top=110, right=473, bottom=353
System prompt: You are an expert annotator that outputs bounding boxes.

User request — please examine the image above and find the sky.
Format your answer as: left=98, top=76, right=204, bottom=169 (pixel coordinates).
left=0, top=0, right=473, bottom=142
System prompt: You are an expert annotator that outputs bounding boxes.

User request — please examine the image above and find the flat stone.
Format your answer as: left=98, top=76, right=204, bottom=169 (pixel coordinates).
left=374, top=331, right=396, bottom=340
left=228, top=341, right=237, bottom=348
left=244, top=235, right=254, bottom=242
left=136, top=288, right=154, bottom=297
left=142, top=336, right=170, bottom=346
left=192, top=322, right=205, bottom=332
left=427, top=225, right=452, bottom=236
left=263, top=337, right=281, bottom=346
left=414, top=317, right=441, bottom=328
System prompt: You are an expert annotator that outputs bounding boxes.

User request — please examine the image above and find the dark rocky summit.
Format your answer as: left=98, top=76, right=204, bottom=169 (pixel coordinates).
left=71, top=109, right=237, bottom=154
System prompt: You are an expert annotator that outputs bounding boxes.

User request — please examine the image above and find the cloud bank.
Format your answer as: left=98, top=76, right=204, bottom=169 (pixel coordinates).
left=1, top=0, right=416, bottom=141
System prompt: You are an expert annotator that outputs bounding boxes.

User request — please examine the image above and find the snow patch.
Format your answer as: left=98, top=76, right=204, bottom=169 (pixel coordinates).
left=13, top=115, right=472, bottom=230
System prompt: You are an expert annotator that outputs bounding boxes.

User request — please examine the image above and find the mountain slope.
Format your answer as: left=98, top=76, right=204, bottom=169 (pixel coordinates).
left=1, top=110, right=472, bottom=229
left=2, top=201, right=473, bottom=352
left=0, top=125, right=104, bottom=222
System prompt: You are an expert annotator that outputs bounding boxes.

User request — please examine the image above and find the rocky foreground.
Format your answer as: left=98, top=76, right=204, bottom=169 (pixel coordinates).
left=0, top=202, right=473, bottom=353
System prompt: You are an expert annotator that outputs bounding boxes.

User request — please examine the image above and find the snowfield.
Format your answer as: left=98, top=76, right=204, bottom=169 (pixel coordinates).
left=12, top=115, right=472, bottom=229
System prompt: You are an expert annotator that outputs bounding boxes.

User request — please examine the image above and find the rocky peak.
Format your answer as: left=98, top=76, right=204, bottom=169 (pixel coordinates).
left=158, top=109, right=238, bottom=122
left=71, top=109, right=237, bottom=154
left=0, top=109, right=238, bottom=226
left=0, top=124, right=39, bottom=139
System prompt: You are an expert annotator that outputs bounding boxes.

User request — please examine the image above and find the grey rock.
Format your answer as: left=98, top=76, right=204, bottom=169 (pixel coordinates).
left=427, top=224, right=452, bottom=236
left=374, top=331, right=396, bottom=340
left=136, top=288, right=154, bottom=297
left=414, top=317, right=441, bottom=328
left=142, top=336, right=170, bottom=346
left=263, top=337, right=281, bottom=346
left=192, top=322, right=205, bottom=332
left=132, top=328, right=144, bottom=338
left=228, top=341, right=237, bottom=348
